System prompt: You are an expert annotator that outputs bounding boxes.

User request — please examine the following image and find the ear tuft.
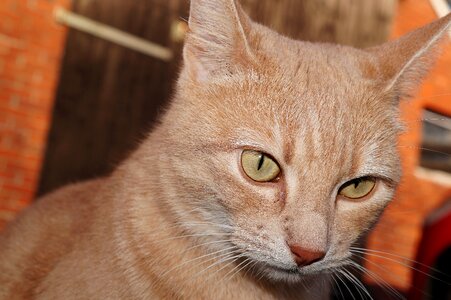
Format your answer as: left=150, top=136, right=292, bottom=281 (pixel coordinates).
left=368, top=13, right=450, bottom=99
left=183, top=0, right=254, bottom=82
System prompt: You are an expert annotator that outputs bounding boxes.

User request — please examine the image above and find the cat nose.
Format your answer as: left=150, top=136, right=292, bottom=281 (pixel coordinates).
left=288, top=244, right=326, bottom=267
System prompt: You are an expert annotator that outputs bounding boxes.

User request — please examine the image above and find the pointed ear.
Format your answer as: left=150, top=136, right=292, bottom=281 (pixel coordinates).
left=368, top=13, right=450, bottom=99
left=183, top=0, right=255, bottom=82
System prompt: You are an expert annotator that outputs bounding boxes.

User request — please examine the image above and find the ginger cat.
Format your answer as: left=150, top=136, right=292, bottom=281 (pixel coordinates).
left=0, top=0, right=450, bottom=299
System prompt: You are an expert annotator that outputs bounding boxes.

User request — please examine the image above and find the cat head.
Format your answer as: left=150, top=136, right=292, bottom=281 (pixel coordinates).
left=158, top=0, right=451, bottom=282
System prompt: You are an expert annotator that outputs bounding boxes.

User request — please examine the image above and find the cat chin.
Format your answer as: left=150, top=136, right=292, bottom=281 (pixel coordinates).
left=263, top=265, right=305, bottom=283
left=252, top=257, right=348, bottom=284
left=250, top=261, right=320, bottom=284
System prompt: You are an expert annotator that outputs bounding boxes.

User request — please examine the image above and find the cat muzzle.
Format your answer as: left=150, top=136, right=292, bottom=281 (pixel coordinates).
left=288, top=244, right=326, bottom=267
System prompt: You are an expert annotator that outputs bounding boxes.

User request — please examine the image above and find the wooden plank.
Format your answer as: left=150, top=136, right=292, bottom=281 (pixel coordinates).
left=54, top=7, right=173, bottom=60
left=240, top=0, right=396, bottom=48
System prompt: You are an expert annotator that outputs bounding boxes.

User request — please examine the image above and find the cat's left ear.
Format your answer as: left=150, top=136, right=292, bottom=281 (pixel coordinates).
left=183, top=0, right=255, bottom=82
left=368, top=13, right=450, bottom=100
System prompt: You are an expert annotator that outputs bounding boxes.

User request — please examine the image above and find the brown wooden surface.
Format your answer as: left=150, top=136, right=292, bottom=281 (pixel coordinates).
left=38, top=0, right=190, bottom=195
left=242, top=0, right=396, bottom=48
left=38, top=0, right=396, bottom=196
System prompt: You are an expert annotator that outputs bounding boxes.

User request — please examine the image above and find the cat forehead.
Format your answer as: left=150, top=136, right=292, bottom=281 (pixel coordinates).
left=251, top=27, right=373, bottom=84
left=197, top=58, right=390, bottom=136
left=199, top=71, right=398, bottom=143
left=210, top=55, right=380, bottom=109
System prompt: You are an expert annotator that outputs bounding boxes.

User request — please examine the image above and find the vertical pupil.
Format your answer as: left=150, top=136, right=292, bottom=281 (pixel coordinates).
left=257, top=154, right=265, bottom=170
left=353, top=179, right=362, bottom=189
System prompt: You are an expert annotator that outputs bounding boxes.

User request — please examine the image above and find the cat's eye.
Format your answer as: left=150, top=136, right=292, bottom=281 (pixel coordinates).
left=339, top=177, right=376, bottom=200
left=241, top=150, right=280, bottom=182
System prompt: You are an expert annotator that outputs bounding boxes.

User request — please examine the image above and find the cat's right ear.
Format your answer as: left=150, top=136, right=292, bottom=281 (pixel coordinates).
left=367, top=13, right=451, bottom=101
left=183, top=0, right=255, bottom=82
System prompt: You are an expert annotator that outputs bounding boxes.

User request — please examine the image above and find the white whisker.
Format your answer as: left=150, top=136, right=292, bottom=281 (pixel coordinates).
left=159, top=245, right=237, bottom=279
left=350, top=248, right=451, bottom=285
left=349, top=260, right=405, bottom=300
left=343, top=268, right=373, bottom=300
left=331, top=273, right=345, bottom=300
left=336, top=269, right=356, bottom=300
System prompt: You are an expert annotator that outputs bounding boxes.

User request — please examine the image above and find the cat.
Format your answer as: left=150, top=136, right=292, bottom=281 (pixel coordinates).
left=0, top=0, right=450, bottom=299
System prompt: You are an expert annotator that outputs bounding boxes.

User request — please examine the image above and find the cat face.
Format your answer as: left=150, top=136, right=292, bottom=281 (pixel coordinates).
left=158, top=0, right=450, bottom=282
left=167, top=62, right=401, bottom=281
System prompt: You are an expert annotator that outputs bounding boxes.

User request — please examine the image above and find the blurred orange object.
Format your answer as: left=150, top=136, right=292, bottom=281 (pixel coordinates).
left=364, top=0, right=451, bottom=292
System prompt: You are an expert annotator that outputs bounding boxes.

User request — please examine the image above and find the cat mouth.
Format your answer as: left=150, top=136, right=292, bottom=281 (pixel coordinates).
left=236, top=251, right=349, bottom=282
left=267, top=264, right=300, bottom=275
left=259, top=262, right=320, bottom=282
left=261, top=260, right=343, bottom=283
left=258, top=257, right=346, bottom=278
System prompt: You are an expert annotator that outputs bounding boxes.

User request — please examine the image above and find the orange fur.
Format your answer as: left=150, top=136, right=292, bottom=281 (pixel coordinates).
left=0, top=1, right=449, bottom=299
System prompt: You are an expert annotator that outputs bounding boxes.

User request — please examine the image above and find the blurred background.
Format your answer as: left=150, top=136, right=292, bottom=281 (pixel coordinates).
left=0, top=0, right=450, bottom=299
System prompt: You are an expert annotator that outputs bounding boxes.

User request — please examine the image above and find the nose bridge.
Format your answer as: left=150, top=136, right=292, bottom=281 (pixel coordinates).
left=285, top=177, right=332, bottom=216
left=282, top=183, right=331, bottom=251
left=281, top=163, right=334, bottom=251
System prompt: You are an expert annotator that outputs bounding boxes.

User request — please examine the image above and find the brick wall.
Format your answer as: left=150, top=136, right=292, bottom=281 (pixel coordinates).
left=365, top=0, right=451, bottom=291
left=0, top=0, right=70, bottom=227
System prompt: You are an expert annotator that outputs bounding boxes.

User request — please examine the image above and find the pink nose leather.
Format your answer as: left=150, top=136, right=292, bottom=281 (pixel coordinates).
left=289, top=244, right=325, bottom=267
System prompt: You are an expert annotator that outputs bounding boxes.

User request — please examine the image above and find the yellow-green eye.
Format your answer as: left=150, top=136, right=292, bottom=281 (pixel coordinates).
left=339, top=177, right=376, bottom=199
left=241, top=150, right=280, bottom=182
